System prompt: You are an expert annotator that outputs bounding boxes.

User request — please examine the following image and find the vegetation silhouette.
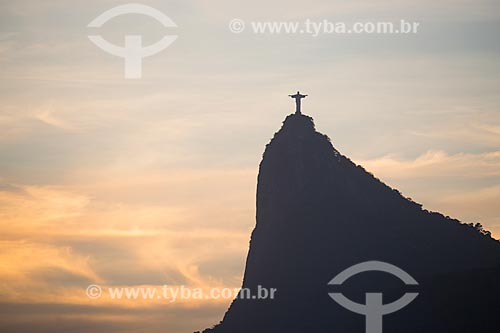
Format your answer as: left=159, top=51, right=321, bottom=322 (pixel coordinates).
left=197, top=113, right=500, bottom=333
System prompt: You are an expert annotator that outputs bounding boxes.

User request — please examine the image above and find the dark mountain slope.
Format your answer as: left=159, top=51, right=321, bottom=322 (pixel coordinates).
left=199, top=114, right=500, bottom=333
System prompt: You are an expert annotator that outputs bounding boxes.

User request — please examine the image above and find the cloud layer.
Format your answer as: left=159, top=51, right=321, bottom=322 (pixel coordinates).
left=1, top=0, right=500, bottom=332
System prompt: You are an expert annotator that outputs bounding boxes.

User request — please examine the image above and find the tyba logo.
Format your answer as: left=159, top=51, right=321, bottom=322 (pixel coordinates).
left=88, top=3, right=177, bottom=79
left=328, top=261, right=419, bottom=333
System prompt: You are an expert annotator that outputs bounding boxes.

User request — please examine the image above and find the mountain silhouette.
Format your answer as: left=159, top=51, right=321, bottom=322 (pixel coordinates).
left=198, top=113, right=500, bottom=333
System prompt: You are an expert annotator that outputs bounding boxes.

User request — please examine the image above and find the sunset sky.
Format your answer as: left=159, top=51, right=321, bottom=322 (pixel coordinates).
left=1, top=0, right=500, bottom=332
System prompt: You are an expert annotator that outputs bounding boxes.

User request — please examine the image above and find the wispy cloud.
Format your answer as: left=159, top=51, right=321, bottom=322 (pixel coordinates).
left=358, top=150, right=500, bottom=179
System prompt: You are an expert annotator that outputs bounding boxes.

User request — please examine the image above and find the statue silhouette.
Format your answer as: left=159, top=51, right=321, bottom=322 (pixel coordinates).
left=289, top=91, right=307, bottom=114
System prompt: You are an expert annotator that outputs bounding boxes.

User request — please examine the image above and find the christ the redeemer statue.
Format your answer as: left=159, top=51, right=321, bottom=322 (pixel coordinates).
left=289, top=91, right=307, bottom=114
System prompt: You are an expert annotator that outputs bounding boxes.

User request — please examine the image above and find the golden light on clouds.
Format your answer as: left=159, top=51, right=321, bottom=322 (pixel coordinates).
left=0, top=169, right=254, bottom=332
